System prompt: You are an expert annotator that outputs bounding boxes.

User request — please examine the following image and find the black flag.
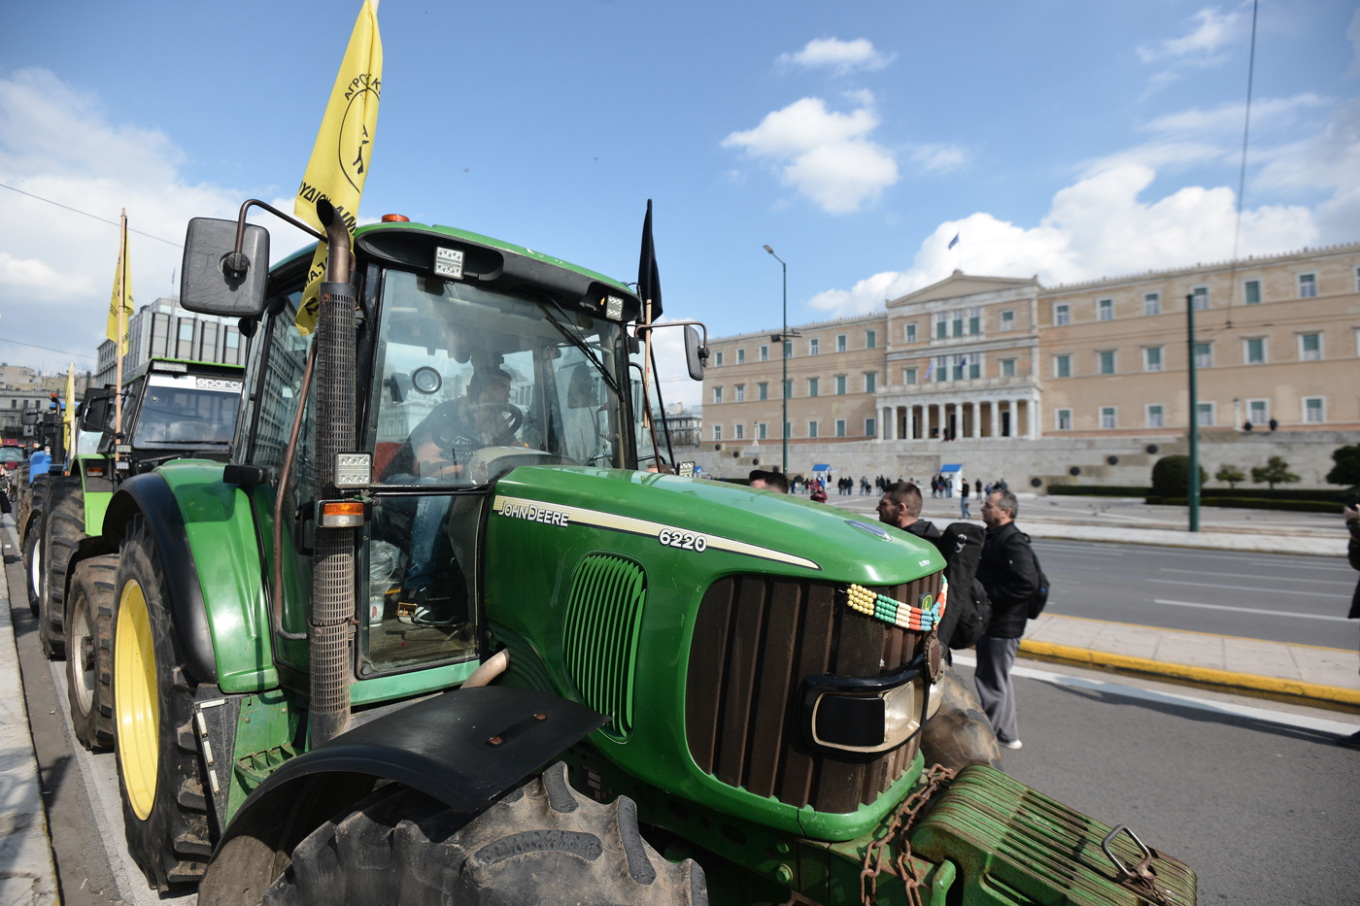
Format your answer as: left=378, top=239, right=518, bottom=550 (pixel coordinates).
left=637, top=199, right=662, bottom=319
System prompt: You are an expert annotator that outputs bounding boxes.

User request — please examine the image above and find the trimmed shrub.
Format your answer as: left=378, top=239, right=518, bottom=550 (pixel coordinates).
left=1151, top=455, right=1207, bottom=497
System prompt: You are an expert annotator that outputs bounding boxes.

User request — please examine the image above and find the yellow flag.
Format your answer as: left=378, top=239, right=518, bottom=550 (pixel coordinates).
left=106, top=211, right=134, bottom=354
left=294, top=0, right=383, bottom=334
left=64, top=365, right=76, bottom=460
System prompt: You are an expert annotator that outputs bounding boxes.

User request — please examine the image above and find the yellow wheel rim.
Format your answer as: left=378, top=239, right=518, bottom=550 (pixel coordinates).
left=115, top=580, right=158, bottom=821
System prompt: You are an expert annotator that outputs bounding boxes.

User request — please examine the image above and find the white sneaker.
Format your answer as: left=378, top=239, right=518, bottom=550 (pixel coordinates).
left=999, top=739, right=1023, bottom=750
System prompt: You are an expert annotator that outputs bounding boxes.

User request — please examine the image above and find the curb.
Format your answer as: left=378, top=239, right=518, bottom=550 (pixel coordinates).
left=1018, top=639, right=1360, bottom=713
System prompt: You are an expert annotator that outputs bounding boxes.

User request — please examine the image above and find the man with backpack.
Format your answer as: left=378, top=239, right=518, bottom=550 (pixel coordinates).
left=876, top=481, right=941, bottom=544
left=975, top=489, right=1040, bottom=750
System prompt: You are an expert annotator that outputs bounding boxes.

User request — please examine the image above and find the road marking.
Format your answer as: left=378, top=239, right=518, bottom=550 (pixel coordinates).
left=952, top=652, right=1360, bottom=736
left=1153, top=598, right=1352, bottom=621
left=1148, top=577, right=1347, bottom=599
left=1158, top=567, right=1354, bottom=586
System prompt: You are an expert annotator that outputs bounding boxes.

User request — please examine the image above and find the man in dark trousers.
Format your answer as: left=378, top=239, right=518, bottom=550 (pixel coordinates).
left=876, top=481, right=942, bottom=544
left=975, top=489, right=1038, bottom=750
left=1342, top=502, right=1360, bottom=748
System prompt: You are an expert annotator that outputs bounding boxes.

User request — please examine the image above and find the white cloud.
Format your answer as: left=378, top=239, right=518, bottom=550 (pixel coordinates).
left=722, top=95, right=898, bottom=214
left=1137, top=6, right=1243, bottom=63
left=776, top=38, right=894, bottom=75
left=1142, top=93, right=1327, bottom=136
left=907, top=143, right=967, bottom=174
left=808, top=161, right=1319, bottom=317
left=0, top=69, right=308, bottom=371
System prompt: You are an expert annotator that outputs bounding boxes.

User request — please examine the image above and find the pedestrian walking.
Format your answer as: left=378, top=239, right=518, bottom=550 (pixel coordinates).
left=1341, top=500, right=1360, bottom=748
left=974, top=489, right=1038, bottom=750
left=960, top=480, right=971, bottom=518
left=876, top=481, right=942, bottom=544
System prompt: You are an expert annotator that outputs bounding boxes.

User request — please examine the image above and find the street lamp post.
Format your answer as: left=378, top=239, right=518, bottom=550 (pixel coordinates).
left=763, top=245, right=788, bottom=476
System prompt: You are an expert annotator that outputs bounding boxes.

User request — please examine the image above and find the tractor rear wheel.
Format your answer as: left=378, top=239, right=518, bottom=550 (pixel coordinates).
left=260, top=762, right=707, bottom=906
left=23, top=524, right=41, bottom=618
left=67, top=555, right=118, bottom=750
left=113, top=516, right=214, bottom=890
left=39, top=478, right=84, bottom=660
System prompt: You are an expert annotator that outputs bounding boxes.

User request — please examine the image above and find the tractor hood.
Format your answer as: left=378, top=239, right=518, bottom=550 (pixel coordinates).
left=490, top=467, right=944, bottom=585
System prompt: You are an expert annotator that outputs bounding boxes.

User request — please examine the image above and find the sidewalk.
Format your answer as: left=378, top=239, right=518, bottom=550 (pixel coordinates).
left=0, top=516, right=60, bottom=904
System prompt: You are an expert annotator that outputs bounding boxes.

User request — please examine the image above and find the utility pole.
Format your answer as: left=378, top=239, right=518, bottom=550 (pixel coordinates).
left=763, top=245, right=789, bottom=477
left=1186, top=293, right=1200, bottom=532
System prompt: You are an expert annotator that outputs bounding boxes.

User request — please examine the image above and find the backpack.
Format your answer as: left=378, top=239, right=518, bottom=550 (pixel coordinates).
left=936, top=522, right=992, bottom=650
left=1019, top=532, right=1051, bottom=619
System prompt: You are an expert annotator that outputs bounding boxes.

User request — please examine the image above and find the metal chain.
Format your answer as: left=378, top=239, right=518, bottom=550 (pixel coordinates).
left=860, top=763, right=957, bottom=906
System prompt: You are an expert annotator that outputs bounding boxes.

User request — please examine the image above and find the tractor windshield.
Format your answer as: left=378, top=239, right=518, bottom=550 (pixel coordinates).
left=131, top=373, right=243, bottom=447
left=367, top=269, right=631, bottom=486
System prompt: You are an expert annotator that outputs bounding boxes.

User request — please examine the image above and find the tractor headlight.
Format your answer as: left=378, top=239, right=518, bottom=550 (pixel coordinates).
left=800, top=656, right=930, bottom=757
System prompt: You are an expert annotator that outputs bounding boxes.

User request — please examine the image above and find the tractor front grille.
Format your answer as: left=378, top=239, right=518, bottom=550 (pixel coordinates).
left=563, top=554, right=647, bottom=740
left=685, top=571, right=942, bottom=813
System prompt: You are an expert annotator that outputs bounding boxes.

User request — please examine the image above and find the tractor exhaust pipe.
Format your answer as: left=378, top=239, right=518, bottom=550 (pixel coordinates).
left=310, top=200, right=356, bottom=745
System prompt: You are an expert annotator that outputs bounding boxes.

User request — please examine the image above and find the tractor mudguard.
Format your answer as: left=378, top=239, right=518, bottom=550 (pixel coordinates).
left=206, top=687, right=607, bottom=894
left=102, top=472, right=218, bottom=685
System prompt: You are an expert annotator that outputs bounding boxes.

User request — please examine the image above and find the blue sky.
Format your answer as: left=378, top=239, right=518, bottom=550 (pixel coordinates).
left=2, top=1, right=1358, bottom=407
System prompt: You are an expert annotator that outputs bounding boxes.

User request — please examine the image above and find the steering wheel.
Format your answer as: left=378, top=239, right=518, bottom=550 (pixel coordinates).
left=432, top=402, right=524, bottom=452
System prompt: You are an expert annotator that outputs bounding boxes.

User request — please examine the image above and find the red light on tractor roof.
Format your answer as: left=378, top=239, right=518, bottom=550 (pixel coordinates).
left=381, top=214, right=410, bottom=222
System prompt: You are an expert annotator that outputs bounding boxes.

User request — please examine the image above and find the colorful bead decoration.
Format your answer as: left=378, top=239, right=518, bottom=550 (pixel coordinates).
left=845, top=579, right=947, bottom=632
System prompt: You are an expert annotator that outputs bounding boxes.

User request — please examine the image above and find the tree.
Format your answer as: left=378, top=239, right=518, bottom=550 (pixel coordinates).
left=1214, top=464, right=1245, bottom=490
left=1326, top=445, right=1360, bottom=486
left=1251, top=456, right=1300, bottom=491
left=1151, top=455, right=1207, bottom=497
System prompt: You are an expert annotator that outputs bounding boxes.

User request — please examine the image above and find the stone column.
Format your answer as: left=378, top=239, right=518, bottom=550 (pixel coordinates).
left=990, top=399, right=999, bottom=439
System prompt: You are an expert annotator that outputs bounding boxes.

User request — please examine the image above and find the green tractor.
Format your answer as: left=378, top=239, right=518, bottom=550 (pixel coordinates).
left=93, top=200, right=1195, bottom=905
left=33, top=357, right=244, bottom=750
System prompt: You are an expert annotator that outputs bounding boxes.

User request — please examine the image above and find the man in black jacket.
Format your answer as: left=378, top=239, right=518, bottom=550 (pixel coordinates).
left=975, top=489, right=1038, bottom=750
left=1342, top=503, right=1360, bottom=749
left=877, top=481, right=942, bottom=544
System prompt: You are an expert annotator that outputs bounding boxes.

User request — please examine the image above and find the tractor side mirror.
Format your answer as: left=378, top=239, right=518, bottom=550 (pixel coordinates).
left=684, top=325, right=707, bottom=381
left=20, top=410, right=39, bottom=427
left=180, top=217, right=271, bottom=317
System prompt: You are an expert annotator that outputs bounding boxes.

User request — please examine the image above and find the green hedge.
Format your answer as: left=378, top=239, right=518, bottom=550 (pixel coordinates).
left=1057, top=485, right=1351, bottom=503
left=1145, top=496, right=1343, bottom=513
left=1048, top=485, right=1150, bottom=497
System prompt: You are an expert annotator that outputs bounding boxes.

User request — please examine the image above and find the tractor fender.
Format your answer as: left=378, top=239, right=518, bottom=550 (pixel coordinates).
left=202, top=687, right=607, bottom=901
left=102, top=473, right=218, bottom=685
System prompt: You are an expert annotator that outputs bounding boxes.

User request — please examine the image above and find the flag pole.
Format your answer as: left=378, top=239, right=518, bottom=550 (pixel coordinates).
left=114, top=209, right=127, bottom=460
left=642, top=300, right=653, bottom=429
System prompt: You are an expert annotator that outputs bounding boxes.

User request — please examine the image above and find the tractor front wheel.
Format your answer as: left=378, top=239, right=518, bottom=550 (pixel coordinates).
left=67, top=555, right=118, bottom=750
left=260, top=762, right=707, bottom=906
left=38, top=477, right=83, bottom=660
left=113, top=516, right=214, bottom=890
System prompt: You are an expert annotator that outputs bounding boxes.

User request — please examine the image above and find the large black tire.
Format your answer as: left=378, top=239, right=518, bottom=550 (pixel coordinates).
left=113, top=516, right=214, bottom=890
left=38, top=477, right=84, bottom=660
left=262, top=761, right=707, bottom=906
left=67, top=555, right=118, bottom=750
left=22, top=523, right=41, bottom=618
left=920, top=663, right=1002, bottom=771
left=21, top=472, right=50, bottom=619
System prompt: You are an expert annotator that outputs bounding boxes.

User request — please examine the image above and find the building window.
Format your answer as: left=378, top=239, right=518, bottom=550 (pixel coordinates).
left=866, top=329, right=877, bottom=349
left=808, top=378, right=819, bottom=397
left=760, top=344, right=769, bottom=362
left=1192, top=286, right=1209, bottom=311
left=784, top=379, right=793, bottom=399
left=1001, top=310, right=1015, bottom=331
left=836, top=334, right=847, bottom=352
left=1146, top=404, right=1165, bottom=428
left=713, top=387, right=723, bottom=404
left=737, top=348, right=745, bottom=364
left=713, top=425, right=722, bottom=441
left=968, top=307, right=981, bottom=335
left=1143, top=347, right=1163, bottom=372
left=735, top=424, right=744, bottom=440
left=952, top=310, right=965, bottom=337
left=1299, top=333, right=1322, bottom=361
left=1244, top=279, right=1261, bottom=305
left=835, top=419, right=846, bottom=438
left=1100, top=406, right=1117, bottom=429
left=1248, top=399, right=1268, bottom=425
left=1098, top=351, right=1116, bottom=375
left=1197, top=402, right=1215, bottom=427
left=1355, top=267, right=1360, bottom=292
left=904, top=367, right=918, bottom=385
left=1098, top=298, right=1113, bottom=321
left=1298, top=273, right=1317, bottom=298
left=1054, top=303, right=1070, bottom=326
left=809, top=338, right=819, bottom=356
left=1055, top=354, right=1071, bottom=378
left=835, top=375, right=846, bottom=395
left=1144, top=292, right=1161, bottom=316
left=1000, top=358, right=1016, bottom=378
left=808, top=421, right=819, bottom=439
left=784, top=340, right=793, bottom=359
left=758, top=382, right=768, bottom=401
left=1303, top=397, right=1325, bottom=423
left=906, top=323, right=917, bottom=343
left=935, top=312, right=948, bottom=339
left=1244, top=337, right=1266, bottom=365
left=735, top=384, right=745, bottom=402
left=1056, top=408, right=1072, bottom=431
left=865, top=417, right=876, bottom=437
left=714, top=351, right=723, bottom=367
left=934, top=356, right=949, bottom=382
left=864, top=372, right=877, bottom=392
left=758, top=423, right=768, bottom=440
left=1194, top=342, right=1213, bottom=368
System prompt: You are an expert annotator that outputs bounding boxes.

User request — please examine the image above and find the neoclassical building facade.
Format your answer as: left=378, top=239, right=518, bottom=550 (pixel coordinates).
left=703, top=242, right=1360, bottom=452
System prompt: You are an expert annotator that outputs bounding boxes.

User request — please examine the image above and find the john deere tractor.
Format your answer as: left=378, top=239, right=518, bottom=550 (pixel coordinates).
left=91, top=200, right=1194, bottom=905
